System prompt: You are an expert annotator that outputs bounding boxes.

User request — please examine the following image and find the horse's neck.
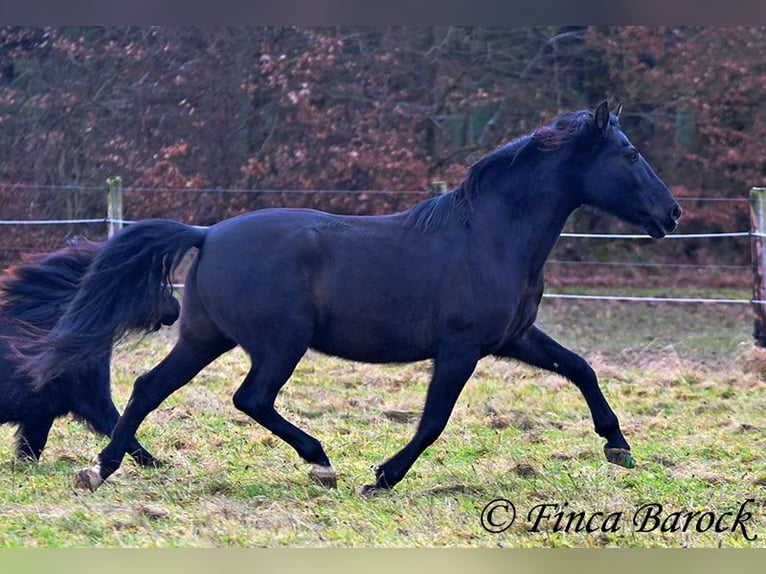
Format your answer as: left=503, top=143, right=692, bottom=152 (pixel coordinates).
left=472, top=183, right=577, bottom=273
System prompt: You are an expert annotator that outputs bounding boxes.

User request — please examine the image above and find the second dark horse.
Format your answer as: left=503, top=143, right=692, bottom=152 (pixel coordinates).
left=0, top=239, right=179, bottom=465
left=17, top=102, right=681, bottom=492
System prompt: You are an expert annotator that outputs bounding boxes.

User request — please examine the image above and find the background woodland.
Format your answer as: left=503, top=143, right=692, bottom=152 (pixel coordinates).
left=0, top=27, right=761, bottom=281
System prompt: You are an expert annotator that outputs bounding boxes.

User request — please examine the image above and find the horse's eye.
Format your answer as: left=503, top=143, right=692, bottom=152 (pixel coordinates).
left=625, top=149, right=639, bottom=163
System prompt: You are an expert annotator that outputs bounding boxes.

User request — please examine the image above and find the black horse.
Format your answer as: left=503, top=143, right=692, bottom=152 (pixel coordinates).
left=19, top=102, right=681, bottom=492
left=0, top=238, right=179, bottom=465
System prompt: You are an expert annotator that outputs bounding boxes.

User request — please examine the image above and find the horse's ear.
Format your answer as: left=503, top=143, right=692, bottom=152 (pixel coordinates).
left=594, top=101, right=610, bottom=133
left=614, top=102, right=623, bottom=119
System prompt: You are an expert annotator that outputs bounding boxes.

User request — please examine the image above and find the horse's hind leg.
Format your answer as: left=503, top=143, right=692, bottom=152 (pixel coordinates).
left=74, top=334, right=235, bottom=491
left=497, top=325, right=634, bottom=468
left=15, top=417, right=54, bottom=461
left=232, top=343, right=335, bottom=487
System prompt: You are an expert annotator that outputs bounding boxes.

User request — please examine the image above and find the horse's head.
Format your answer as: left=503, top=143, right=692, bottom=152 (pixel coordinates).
left=577, top=101, right=682, bottom=238
left=132, top=286, right=180, bottom=333
left=153, top=287, right=180, bottom=331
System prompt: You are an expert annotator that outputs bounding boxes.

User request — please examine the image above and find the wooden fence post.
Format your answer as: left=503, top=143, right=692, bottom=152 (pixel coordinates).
left=106, top=176, right=123, bottom=239
left=750, top=187, right=766, bottom=346
left=429, top=181, right=448, bottom=196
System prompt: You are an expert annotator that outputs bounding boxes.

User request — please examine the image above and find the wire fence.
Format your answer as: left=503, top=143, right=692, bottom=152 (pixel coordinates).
left=0, top=183, right=755, bottom=307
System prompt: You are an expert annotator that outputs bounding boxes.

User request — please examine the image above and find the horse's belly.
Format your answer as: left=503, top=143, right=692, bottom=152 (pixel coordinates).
left=310, top=342, right=430, bottom=364
left=309, top=318, right=433, bottom=363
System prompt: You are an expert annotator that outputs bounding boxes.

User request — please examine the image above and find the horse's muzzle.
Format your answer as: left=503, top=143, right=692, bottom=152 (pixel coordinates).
left=644, top=203, right=682, bottom=239
left=160, top=310, right=180, bottom=326
left=671, top=204, right=683, bottom=223
left=666, top=203, right=683, bottom=233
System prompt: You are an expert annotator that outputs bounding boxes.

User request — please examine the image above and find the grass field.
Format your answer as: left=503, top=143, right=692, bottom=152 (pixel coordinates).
left=0, top=292, right=763, bottom=547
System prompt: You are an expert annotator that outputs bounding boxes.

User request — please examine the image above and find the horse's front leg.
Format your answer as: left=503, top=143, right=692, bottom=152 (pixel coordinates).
left=496, top=325, right=634, bottom=469
left=361, top=343, right=480, bottom=494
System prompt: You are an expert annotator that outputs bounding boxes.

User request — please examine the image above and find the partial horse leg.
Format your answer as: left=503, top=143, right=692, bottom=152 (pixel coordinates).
left=232, top=343, right=336, bottom=487
left=74, top=335, right=234, bottom=491
left=73, top=395, right=160, bottom=468
left=496, top=325, right=634, bottom=468
left=15, top=417, right=54, bottom=461
left=361, top=344, right=479, bottom=494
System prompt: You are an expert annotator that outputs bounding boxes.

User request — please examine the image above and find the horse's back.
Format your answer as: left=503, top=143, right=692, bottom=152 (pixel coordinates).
left=201, top=207, right=430, bottom=280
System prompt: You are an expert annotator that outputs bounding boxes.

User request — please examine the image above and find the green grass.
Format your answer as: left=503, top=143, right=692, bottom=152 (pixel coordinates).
left=0, top=292, right=763, bottom=547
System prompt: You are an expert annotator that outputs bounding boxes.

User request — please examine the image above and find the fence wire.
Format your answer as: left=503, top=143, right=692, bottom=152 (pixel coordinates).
left=0, top=185, right=754, bottom=307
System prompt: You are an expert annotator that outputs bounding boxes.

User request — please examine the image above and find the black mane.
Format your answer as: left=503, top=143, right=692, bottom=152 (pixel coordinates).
left=0, top=239, right=99, bottom=328
left=406, top=108, right=598, bottom=232
left=533, top=109, right=600, bottom=150
left=404, top=190, right=471, bottom=232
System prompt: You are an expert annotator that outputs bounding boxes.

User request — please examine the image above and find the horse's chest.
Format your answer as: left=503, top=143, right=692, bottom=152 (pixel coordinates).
left=483, top=276, right=543, bottom=348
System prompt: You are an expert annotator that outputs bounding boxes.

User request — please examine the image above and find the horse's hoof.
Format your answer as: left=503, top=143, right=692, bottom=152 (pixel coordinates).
left=604, top=447, right=636, bottom=469
left=74, top=467, right=103, bottom=491
left=357, top=484, right=384, bottom=497
left=309, top=464, right=337, bottom=489
left=132, top=453, right=163, bottom=468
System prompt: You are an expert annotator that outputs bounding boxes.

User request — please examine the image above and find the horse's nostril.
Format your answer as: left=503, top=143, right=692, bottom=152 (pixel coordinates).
left=672, top=205, right=683, bottom=221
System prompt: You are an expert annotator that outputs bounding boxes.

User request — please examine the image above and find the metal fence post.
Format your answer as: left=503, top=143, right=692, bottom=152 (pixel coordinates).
left=750, top=187, right=766, bottom=346
left=106, top=176, right=123, bottom=239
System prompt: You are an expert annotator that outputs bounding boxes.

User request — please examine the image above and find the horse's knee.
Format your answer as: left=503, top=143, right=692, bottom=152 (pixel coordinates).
left=416, top=420, right=446, bottom=450
left=562, top=354, right=598, bottom=389
left=132, top=372, right=153, bottom=393
left=231, top=387, right=248, bottom=412
left=576, top=355, right=596, bottom=379
left=129, top=373, right=168, bottom=411
left=232, top=389, right=271, bottom=420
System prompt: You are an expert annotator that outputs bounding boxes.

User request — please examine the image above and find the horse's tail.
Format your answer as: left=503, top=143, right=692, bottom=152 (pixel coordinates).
left=17, top=219, right=206, bottom=388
